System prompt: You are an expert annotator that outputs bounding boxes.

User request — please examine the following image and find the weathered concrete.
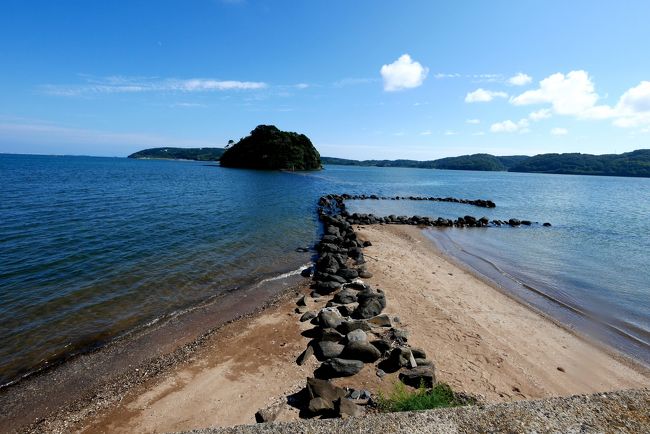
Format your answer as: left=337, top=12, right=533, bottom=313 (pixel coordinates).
left=183, top=389, right=649, bottom=434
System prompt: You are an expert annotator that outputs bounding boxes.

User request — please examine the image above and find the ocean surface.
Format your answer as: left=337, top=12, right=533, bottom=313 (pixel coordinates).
left=1, top=154, right=649, bottom=386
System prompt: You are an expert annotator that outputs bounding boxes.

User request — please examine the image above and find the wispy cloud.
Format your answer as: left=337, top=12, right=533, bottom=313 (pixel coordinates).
left=332, top=77, right=379, bottom=88
left=465, top=118, right=481, bottom=124
left=41, top=75, right=267, bottom=96
left=465, top=88, right=508, bottom=103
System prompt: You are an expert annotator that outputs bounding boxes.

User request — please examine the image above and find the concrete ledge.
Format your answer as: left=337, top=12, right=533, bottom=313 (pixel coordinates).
left=184, top=389, right=649, bottom=434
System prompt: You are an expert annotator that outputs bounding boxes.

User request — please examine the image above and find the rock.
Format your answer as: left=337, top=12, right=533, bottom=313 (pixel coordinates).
left=345, top=280, right=369, bottom=291
left=314, top=272, right=347, bottom=284
left=317, top=358, right=364, bottom=378
left=543, top=222, right=552, bottom=227
left=319, top=308, right=344, bottom=329
left=376, top=369, right=386, bottom=379
left=333, top=288, right=358, bottom=304
left=342, top=340, right=381, bottom=363
left=370, top=339, right=392, bottom=356
left=367, top=314, right=391, bottom=327
left=353, top=288, right=386, bottom=319
left=410, top=347, right=427, bottom=359
left=255, top=407, right=278, bottom=423
left=300, top=311, right=317, bottom=322
left=399, top=366, right=436, bottom=388
left=316, top=254, right=339, bottom=272
left=379, top=347, right=413, bottom=373
left=358, top=270, right=373, bottom=279
left=314, top=340, right=345, bottom=360
left=314, top=281, right=342, bottom=295
left=336, top=268, right=359, bottom=281
left=296, top=295, right=307, bottom=306
left=389, top=328, right=409, bottom=343
left=306, top=377, right=346, bottom=401
left=319, top=328, right=345, bottom=342
left=308, top=397, right=334, bottom=415
left=346, top=329, right=368, bottom=343
left=336, top=398, right=364, bottom=418
left=349, top=389, right=361, bottom=399
left=362, top=240, right=372, bottom=247
left=415, top=358, right=434, bottom=367
left=521, top=220, right=532, bottom=226
left=337, top=319, right=371, bottom=334
left=508, top=218, right=521, bottom=226
left=296, top=345, right=314, bottom=365
left=336, top=304, right=356, bottom=317
left=295, top=305, right=308, bottom=314
left=300, top=267, right=312, bottom=277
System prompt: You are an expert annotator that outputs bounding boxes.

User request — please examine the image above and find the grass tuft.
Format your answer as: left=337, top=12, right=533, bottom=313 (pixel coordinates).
left=376, top=382, right=470, bottom=413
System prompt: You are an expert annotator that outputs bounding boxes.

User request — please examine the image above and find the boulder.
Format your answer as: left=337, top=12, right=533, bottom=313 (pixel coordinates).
left=319, top=308, right=344, bottom=329
left=336, top=304, right=356, bottom=317
left=296, top=295, right=307, bottom=306
left=255, top=407, right=278, bottom=423
left=362, top=240, right=372, bottom=247
left=410, top=347, right=427, bottom=359
left=319, top=328, right=345, bottom=342
left=346, top=329, right=368, bottom=343
left=296, top=345, right=314, bottom=365
left=314, top=272, right=347, bottom=284
left=337, top=319, right=371, bottom=334
left=336, top=268, right=359, bottom=281
left=358, top=270, right=373, bottom=279
left=370, top=339, right=392, bottom=356
left=317, top=358, right=364, bottom=378
left=415, top=358, right=434, bottom=367
left=353, top=288, right=386, bottom=319
left=300, top=311, right=317, bottom=322
left=543, top=222, right=552, bottom=227
left=314, top=341, right=345, bottom=360
left=379, top=347, right=413, bottom=373
left=399, top=366, right=436, bottom=388
left=342, top=341, right=381, bottom=363
left=306, top=377, right=346, bottom=401
left=336, top=398, right=364, bottom=418
left=314, top=281, right=342, bottom=295
left=333, top=288, right=358, bottom=304
left=308, top=397, right=334, bottom=415
left=300, top=268, right=312, bottom=278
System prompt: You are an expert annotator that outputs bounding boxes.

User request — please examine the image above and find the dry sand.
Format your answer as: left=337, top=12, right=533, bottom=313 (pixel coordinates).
left=78, top=224, right=649, bottom=432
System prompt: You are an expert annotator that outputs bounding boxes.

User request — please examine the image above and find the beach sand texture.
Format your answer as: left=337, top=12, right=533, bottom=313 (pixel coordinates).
left=79, top=225, right=649, bottom=432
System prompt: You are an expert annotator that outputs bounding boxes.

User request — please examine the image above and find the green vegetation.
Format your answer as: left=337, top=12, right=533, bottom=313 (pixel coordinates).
left=128, top=147, right=225, bottom=161
left=376, top=382, right=470, bottom=413
left=219, top=125, right=321, bottom=170
left=509, top=149, right=650, bottom=177
left=322, top=149, right=650, bottom=177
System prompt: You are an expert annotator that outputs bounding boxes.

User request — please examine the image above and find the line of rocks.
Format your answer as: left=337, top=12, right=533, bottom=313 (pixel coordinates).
left=322, top=194, right=496, bottom=208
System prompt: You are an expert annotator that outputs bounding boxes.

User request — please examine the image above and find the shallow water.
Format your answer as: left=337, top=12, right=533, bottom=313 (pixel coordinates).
left=1, top=154, right=648, bottom=385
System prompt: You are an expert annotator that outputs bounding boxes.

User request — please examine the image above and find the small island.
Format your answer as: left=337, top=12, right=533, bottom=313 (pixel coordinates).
left=219, top=125, right=322, bottom=170
left=128, top=147, right=225, bottom=161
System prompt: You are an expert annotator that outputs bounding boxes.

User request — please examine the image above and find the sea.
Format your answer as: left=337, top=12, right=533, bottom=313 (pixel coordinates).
left=1, top=153, right=649, bottom=387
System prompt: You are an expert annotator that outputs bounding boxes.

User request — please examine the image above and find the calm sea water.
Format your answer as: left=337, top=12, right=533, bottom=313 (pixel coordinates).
left=1, top=154, right=649, bottom=385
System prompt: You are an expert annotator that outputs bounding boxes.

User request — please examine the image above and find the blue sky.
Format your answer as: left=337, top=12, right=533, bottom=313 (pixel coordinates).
left=1, top=0, right=649, bottom=159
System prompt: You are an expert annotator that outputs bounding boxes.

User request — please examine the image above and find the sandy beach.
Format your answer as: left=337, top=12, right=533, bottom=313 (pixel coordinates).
left=66, top=224, right=649, bottom=433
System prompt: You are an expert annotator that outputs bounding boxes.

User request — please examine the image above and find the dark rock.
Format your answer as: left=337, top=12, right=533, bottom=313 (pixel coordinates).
left=376, top=369, right=386, bottom=378
left=295, top=305, right=308, bottom=314
left=358, top=270, right=373, bottom=278
left=336, top=304, right=356, bottom=317
left=300, top=267, right=312, bottom=277
left=399, top=366, right=436, bottom=388
left=314, top=281, right=342, bottom=295
left=508, top=218, right=521, bottom=226
left=296, top=295, right=307, bottom=306
left=337, top=319, right=372, bottom=334
left=336, top=398, right=364, bottom=418
left=306, top=377, right=346, bottom=401
left=319, top=328, right=345, bottom=342
left=319, top=308, right=344, bottom=329
left=415, top=358, right=434, bottom=367
left=314, top=272, right=347, bottom=284
left=543, top=222, right=552, bottom=227
left=410, top=347, right=427, bottom=359
left=296, top=344, right=314, bottom=365
left=317, top=358, right=364, bottom=378
left=521, top=220, right=532, bottom=226
left=255, top=407, right=278, bottom=423
left=295, top=247, right=310, bottom=253
left=379, top=347, right=413, bottom=373
left=300, top=311, right=317, bottom=322
left=308, top=397, right=334, bottom=415
left=336, top=268, right=359, bottom=281
left=342, top=341, right=382, bottom=363
left=370, top=339, right=392, bottom=356
left=314, top=341, right=345, bottom=360
left=333, top=288, right=358, bottom=304
left=353, top=288, right=386, bottom=319
left=362, top=240, right=372, bottom=247
left=346, top=329, right=368, bottom=343
left=345, top=281, right=369, bottom=291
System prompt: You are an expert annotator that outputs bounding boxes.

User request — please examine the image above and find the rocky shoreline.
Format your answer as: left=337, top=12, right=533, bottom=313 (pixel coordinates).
left=256, top=193, right=547, bottom=422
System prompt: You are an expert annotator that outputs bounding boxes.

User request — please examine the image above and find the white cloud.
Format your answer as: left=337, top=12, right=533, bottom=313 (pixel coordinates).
left=510, top=71, right=650, bottom=128
left=420, top=130, right=432, bottom=136
left=528, top=108, right=552, bottom=121
left=466, top=119, right=481, bottom=124
left=434, top=72, right=461, bottom=79
left=443, top=130, right=457, bottom=136
left=550, top=127, right=568, bottom=135
left=490, top=118, right=530, bottom=133
left=294, top=83, right=309, bottom=89
left=380, top=54, right=429, bottom=91
left=465, top=88, right=508, bottom=103
left=42, top=76, right=267, bottom=96
left=508, top=73, right=532, bottom=86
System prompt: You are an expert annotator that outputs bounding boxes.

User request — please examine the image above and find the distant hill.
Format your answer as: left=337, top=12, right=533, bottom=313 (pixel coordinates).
left=508, top=149, right=650, bottom=177
left=321, top=154, right=530, bottom=171
left=128, top=147, right=225, bottom=161
left=219, top=125, right=321, bottom=170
